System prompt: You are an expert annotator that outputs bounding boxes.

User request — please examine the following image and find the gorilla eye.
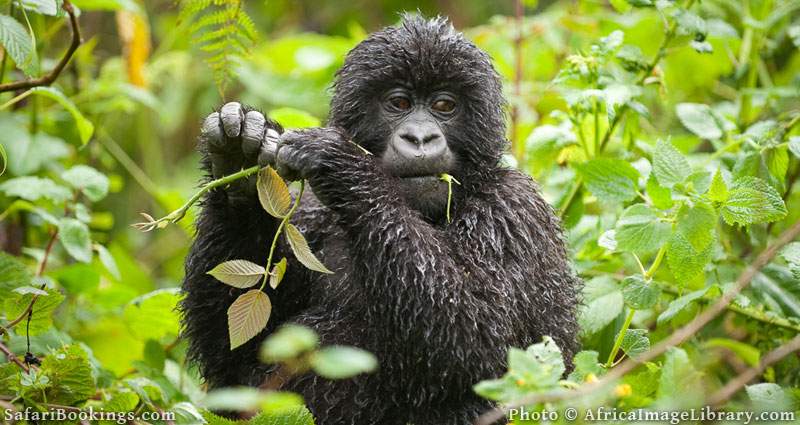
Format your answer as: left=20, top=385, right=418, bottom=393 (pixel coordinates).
left=432, top=99, right=456, bottom=114
left=388, top=96, right=412, bottom=111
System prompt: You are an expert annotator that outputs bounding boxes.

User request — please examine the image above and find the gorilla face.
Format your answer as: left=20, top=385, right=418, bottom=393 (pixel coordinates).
left=328, top=15, right=507, bottom=220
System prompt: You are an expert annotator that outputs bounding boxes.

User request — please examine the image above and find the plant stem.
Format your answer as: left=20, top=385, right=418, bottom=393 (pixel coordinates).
left=606, top=309, right=635, bottom=367
left=645, top=246, right=666, bottom=279
left=260, top=181, right=305, bottom=290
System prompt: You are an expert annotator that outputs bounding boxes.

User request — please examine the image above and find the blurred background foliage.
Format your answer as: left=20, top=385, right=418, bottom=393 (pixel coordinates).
left=1, top=0, right=800, bottom=422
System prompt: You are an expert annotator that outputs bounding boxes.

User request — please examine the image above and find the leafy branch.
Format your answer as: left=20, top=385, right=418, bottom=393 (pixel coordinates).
left=0, top=0, right=81, bottom=93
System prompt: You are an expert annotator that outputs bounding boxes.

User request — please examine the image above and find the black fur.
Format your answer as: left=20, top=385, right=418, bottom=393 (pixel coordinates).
left=181, top=15, right=580, bottom=425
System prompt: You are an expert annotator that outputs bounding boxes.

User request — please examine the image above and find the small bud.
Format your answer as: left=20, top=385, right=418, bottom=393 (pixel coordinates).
left=585, top=373, right=599, bottom=383
left=614, top=383, right=632, bottom=398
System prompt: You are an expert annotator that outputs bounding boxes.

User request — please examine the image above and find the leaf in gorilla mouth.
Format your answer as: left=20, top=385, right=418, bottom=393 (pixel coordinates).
left=285, top=223, right=333, bottom=274
left=258, top=166, right=292, bottom=218
left=269, top=257, right=288, bottom=289
left=228, top=289, right=272, bottom=350
left=208, top=259, right=266, bottom=288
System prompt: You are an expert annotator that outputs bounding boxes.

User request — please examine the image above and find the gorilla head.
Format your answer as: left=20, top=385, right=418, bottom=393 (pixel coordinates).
left=329, top=15, right=507, bottom=218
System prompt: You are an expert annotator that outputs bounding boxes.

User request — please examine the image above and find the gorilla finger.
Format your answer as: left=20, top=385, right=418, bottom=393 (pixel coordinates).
left=200, top=112, right=224, bottom=149
left=257, top=139, right=279, bottom=167
left=220, top=102, right=244, bottom=138
left=241, top=111, right=266, bottom=158
left=210, top=153, right=236, bottom=179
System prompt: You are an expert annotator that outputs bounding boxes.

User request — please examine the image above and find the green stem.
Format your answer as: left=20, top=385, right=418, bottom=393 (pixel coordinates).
left=645, top=245, right=667, bottom=279
left=606, top=309, right=636, bottom=367
left=0, top=89, right=33, bottom=111
left=260, top=181, right=305, bottom=290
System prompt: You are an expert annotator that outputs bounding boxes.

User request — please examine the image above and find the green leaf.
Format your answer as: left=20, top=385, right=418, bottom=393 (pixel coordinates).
left=0, top=176, right=72, bottom=202
left=788, top=136, right=800, bottom=159
left=676, top=103, right=722, bottom=139
left=619, top=329, right=650, bottom=359
left=59, top=218, right=93, bottom=263
left=269, top=257, right=287, bottom=289
left=705, top=338, right=760, bottom=367
left=657, top=285, right=719, bottom=325
left=673, top=9, right=707, bottom=38
left=0, top=15, right=34, bottom=75
left=567, top=350, right=604, bottom=383
left=614, top=204, right=672, bottom=254
left=579, top=277, right=624, bottom=335
left=30, top=87, right=95, bottom=144
left=268, top=107, right=321, bottom=129
left=666, top=203, right=716, bottom=283
left=310, top=346, right=377, bottom=379
left=94, top=244, right=121, bottom=280
left=203, top=387, right=265, bottom=411
left=19, top=0, right=59, bottom=15
left=646, top=174, right=673, bottom=210
left=227, top=289, right=271, bottom=350
left=0, top=252, right=33, bottom=300
left=781, top=242, right=800, bottom=280
left=40, top=345, right=96, bottom=405
left=62, top=165, right=110, bottom=202
left=285, top=223, right=333, bottom=274
left=746, top=383, right=792, bottom=411
left=4, top=289, right=64, bottom=335
left=657, top=347, right=700, bottom=399
left=616, top=45, right=647, bottom=71
left=576, top=158, right=640, bottom=202
left=208, top=260, right=266, bottom=288
left=764, top=146, right=789, bottom=182
left=652, top=139, right=692, bottom=188
left=707, top=169, right=729, bottom=202
left=257, top=166, right=292, bottom=218
left=260, top=324, right=319, bottom=363
left=721, top=177, right=787, bottom=225
left=626, top=0, right=653, bottom=6
left=622, top=275, right=661, bottom=310
left=123, top=289, right=182, bottom=341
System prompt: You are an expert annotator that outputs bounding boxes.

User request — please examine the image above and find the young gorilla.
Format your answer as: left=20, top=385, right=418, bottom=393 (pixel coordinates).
left=182, top=15, right=580, bottom=425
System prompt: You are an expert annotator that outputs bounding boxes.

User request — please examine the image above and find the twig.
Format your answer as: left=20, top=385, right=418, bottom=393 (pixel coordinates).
left=0, top=341, right=29, bottom=372
left=0, top=0, right=81, bottom=93
left=474, top=219, right=800, bottom=425
left=707, top=334, right=800, bottom=407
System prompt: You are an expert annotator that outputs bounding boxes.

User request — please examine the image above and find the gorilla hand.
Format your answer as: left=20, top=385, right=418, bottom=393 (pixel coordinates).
left=200, top=102, right=281, bottom=202
left=257, top=127, right=359, bottom=182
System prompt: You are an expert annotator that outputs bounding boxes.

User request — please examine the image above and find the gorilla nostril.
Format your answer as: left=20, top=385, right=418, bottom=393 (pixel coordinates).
left=400, top=133, right=420, bottom=145
left=422, top=133, right=440, bottom=144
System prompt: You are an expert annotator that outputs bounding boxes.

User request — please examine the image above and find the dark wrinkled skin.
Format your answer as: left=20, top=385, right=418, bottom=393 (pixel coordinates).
left=181, top=15, right=581, bottom=425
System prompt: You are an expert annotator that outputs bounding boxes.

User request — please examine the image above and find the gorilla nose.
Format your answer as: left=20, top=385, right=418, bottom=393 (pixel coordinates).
left=394, top=124, right=446, bottom=159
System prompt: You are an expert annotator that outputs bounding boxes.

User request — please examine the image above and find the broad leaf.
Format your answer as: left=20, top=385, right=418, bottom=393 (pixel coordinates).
left=257, top=166, right=292, bottom=218
left=4, top=289, right=64, bottom=335
left=260, top=324, right=319, bottom=363
left=208, top=259, right=265, bottom=288
left=59, top=218, right=92, bottom=263
left=657, top=285, right=720, bottom=325
left=577, top=158, right=640, bottom=202
left=614, top=204, right=671, bottom=254
left=707, top=169, right=729, bottom=202
left=788, top=136, right=800, bottom=159
left=622, top=275, right=660, bottom=310
left=0, top=252, right=33, bottom=299
left=0, top=15, right=33, bottom=75
left=646, top=174, right=673, bottom=210
left=567, top=350, right=604, bottom=383
left=579, top=277, right=624, bottom=335
left=666, top=204, right=716, bottom=283
left=0, top=176, right=71, bottom=202
left=227, top=289, right=271, bottom=349
left=781, top=242, right=800, bottom=280
left=619, top=329, right=650, bottom=359
left=62, top=165, right=110, bottom=202
left=94, top=244, right=121, bottom=280
left=123, top=288, right=182, bottom=341
left=40, top=345, right=95, bottom=405
left=652, top=139, right=691, bottom=188
left=676, top=103, right=722, bottom=139
left=721, top=177, right=787, bottom=225
left=30, top=87, right=95, bottom=144
left=286, top=223, right=333, bottom=274
left=310, top=346, right=378, bottom=379
left=269, top=257, right=287, bottom=289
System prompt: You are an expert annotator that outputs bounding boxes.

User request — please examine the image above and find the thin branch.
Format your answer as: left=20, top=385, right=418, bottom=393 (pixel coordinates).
left=707, top=334, right=800, bottom=407
left=0, top=341, right=29, bottom=372
left=474, top=219, right=800, bottom=425
left=0, top=0, right=81, bottom=93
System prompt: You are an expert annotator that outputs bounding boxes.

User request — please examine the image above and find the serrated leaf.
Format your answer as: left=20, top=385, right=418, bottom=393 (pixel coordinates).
left=666, top=204, right=716, bottom=283
left=227, top=289, right=271, bottom=349
left=567, top=350, right=604, bottom=383
left=653, top=139, right=692, bottom=188
left=19, top=0, right=59, bottom=15
left=622, top=275, right=661, bottom=310
left=657, top=285, right=720, bottom=325
left=579, top=277, right=624, bottom=335
left=4, top=289, right=64, bottom=335
left=59, top=218, right=92, bottom=263
left=285, top=223, right=333, bottom=274
left=40, top=345, right=95, bottom=405
left=208, top=260, right=265, bottom=288
left=0, top=15, right=33, bottom=75
left=0, top=252, right=33, bottom=299
left=310, top=346, right=377, bottom=379
left=646, top=174, right=673, bottom=210
left=62, top=165, right=110, bottom=202
left=123, top=288, right=181, bottom=341
left=764, top=146, right=789, bottom=182
left=781, top=242, right=800, bottom=280
left=707, top=169, right=729, bottom=202
left=577, top=158, right=640, bottom=202
left=746, top=383, right=792, bottom=411
left=721, top=177, right=787, bottom=225
left=269, top=257, right=287, bottom=289
left=658, top=347, right=700, bottom=399
left=676, top=103, right=722, bottom=140
left=30, top=87, right=94, bottom=144
left=619, top=329, right=650, bottom=359
left=260, top=324, right=319, bottom=363
left=257, top=166, right=292, bottom=218
left=0, top=176, right=72, bottom=202
left=615, top=204, right=672, bottom=254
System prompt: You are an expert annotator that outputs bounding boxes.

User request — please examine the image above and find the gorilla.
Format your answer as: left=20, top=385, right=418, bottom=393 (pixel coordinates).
left=181, top=15, right=580, bottom=425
